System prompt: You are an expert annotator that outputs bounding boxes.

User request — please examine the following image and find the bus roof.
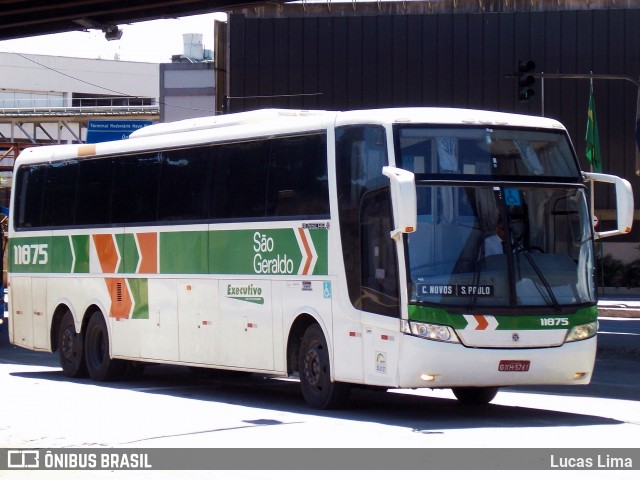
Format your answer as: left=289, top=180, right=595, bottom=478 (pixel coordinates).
left=130, top=108, right=566, bottom=138
left=129, top=109, right=330, bottom=139
left=14, top=107, right=567, bottom=165
left=333, top=107, right=566, bottom=131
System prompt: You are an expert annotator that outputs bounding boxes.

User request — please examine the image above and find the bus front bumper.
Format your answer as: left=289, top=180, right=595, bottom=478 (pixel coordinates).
left=396, top=334, right=597, bottom=389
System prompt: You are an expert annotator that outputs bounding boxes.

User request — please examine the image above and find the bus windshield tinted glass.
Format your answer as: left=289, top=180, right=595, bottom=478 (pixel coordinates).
left=396, top=126, right=580, bottom=180
left=407, top=185, right=595, bottom=308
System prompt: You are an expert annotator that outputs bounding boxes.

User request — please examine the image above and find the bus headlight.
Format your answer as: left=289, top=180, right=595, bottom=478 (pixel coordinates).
left=565, top=321, right=598, bottom=342
left=401, top=320, right=460, bottom=343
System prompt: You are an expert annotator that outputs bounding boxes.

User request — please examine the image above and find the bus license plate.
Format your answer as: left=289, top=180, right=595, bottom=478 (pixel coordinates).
left=498, top=360, right=530, bottom=372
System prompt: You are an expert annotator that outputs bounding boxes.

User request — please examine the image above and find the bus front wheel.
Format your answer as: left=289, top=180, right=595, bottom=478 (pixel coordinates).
left=298, top=324, right=350, bottom=410
left=452, top=386, right=499, bottom=404
left=58, top=311, right=87, bottom=378
left=84, top=311, right=125, bottom=381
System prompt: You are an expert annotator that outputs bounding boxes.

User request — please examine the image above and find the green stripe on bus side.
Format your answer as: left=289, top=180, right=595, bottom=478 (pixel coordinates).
left=160, top=231, right=208, bottom=274
left=9, top=237, right=51, bottom=274
left=10, top=227, right=329, bottom=276
left=10, top=235, right=88, bottom=274
left=407, top=304, right=598, bottom=330
left=209, top=229, right=303, bottom=275
left=159, top=228, right=328, bottom=275
left=50, top=235, right=72, bottom=273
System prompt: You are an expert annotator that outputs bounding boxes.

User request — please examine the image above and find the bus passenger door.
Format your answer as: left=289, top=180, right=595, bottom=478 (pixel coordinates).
left=216, top=279, right=274, bottom=371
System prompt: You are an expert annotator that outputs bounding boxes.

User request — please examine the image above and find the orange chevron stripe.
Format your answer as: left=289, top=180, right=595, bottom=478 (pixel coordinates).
left=105, top=278, right=132, bottom=319
left=137, top=232, right=158, bottom=274
left=474, top=315, right=489, bottom=330
left=93, top=234, right=118, bottom=273
left=298, top=228, right=313, bottom=275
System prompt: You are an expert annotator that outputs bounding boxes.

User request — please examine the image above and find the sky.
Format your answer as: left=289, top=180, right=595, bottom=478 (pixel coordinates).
left=0, top=12, right=227, bottom=64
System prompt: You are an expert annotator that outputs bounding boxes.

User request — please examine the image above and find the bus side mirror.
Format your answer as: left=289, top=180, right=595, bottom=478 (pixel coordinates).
left=382, top=166, right=417, bottom=240
left=583, top=171, right=634, bottom=238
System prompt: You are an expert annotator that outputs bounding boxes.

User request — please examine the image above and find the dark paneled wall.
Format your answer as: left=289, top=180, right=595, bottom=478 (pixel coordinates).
left=229, top=9, right=640, bottom=237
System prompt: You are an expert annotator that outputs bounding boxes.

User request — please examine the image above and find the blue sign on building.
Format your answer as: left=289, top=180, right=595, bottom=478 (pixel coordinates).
left=86, top=120, right=152, bottom=143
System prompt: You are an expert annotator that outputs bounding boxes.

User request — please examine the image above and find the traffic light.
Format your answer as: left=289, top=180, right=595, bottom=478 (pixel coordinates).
left=517, top=60, right=536, bottom=102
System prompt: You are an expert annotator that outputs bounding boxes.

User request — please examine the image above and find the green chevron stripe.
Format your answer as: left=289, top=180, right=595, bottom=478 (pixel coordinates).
left=128, top=278, right=149, bottom=319
left=71, top=235, right=90, bottom=273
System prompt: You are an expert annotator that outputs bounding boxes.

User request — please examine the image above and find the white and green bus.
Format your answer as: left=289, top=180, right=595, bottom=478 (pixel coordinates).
left=7, top=108, right=634, bottom=409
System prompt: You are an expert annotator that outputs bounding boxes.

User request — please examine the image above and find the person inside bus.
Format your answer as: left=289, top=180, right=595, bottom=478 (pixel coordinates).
left=483, top=221, right=506, bottom=256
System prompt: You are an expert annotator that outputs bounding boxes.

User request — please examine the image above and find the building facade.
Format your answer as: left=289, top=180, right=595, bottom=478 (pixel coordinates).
left=0, top=52, right=159, bottom=144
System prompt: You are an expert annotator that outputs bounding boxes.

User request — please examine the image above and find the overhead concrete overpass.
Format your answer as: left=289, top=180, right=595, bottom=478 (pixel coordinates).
left=0, top=0, right=279, bottom=41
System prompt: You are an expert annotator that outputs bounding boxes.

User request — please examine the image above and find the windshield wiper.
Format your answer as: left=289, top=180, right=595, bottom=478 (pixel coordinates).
left=467, top=237, right=485, bottom=312
left=513, top=240, right=561, bottom=311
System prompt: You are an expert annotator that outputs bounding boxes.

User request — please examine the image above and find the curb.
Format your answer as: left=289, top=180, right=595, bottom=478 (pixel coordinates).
left=597, top=307, right=640, bottom=319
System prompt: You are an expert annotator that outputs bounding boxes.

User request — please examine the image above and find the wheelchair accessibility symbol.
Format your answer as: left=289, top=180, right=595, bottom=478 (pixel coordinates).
left=323, top=281, right=332, bottom=299
left=504, top=188, right=521, bottom=206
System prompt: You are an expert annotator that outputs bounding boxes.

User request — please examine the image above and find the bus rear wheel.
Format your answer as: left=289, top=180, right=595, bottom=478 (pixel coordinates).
left=84, top=311, right=125, bottom=381
left=58, top=311, right=87, bottom=378
left=452, top=386, right=498, bottom=405
left=298, top=324, right=350, bottom=410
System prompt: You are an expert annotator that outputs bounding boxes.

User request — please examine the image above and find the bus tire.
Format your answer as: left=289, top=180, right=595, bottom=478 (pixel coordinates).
left=58, top=311, right=87, bottom=378
left=299, top=324, right=350, bottom=410
left=84, top=311, right=125, bottom=382
left=452, top=386, right=498, bottom=405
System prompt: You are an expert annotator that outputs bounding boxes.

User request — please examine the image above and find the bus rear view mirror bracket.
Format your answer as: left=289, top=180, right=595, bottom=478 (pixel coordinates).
left=382, top=166, right=417, bottom=240
left=583, top=171, right=634, bottom=238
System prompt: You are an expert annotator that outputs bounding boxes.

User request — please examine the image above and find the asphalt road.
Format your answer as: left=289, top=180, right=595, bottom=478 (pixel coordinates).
left=1, top=316, right=638, bottom=480
left=1, top=313, right=639, bottom=366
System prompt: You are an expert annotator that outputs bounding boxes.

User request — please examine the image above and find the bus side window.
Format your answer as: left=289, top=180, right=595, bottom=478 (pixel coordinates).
left=211, top=140, right=270, bottom=220
left=111, top=153, right=162, bottom=224
left=42, top=160, right=79, bottom=227
left=158, top=149, right=209, bottom=221
left=267, top=134, right=329, bottom=217
left=77, top=158, right=114, bottom=226
left=14, top=164, right=46, bottom=229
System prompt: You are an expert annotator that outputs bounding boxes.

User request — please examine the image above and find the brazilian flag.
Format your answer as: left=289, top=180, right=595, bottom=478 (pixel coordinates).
left=586, top=83, right=602, bottom=172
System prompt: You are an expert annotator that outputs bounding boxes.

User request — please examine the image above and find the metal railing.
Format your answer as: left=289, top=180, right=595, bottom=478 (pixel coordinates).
left=0, top=97, right=158, bottom=116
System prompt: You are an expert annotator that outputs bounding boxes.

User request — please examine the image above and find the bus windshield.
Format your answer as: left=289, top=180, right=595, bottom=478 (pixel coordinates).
left=395, top=125, right=581, bottom=180
left=406, top=184, right=595, bottom=309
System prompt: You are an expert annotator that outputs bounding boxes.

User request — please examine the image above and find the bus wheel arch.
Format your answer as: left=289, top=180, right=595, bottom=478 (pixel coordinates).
left=53, top=305, right=87, bottom=378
